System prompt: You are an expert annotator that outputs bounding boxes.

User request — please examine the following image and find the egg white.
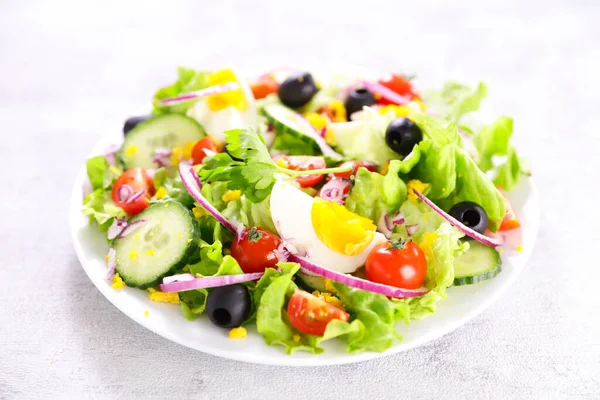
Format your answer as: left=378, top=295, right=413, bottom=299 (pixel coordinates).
left=187, top=72, right=258, bottom=142
left=270, top=180, right=387, bottom=274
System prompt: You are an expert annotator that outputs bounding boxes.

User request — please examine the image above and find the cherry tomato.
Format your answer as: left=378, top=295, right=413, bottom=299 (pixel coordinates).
left=272, top=155, right=326, bottom=188
left=498, top=188, right=520, bottom=231
left=230, top=227, right=282, bottom=273
left=333, top=160, right=377, bottom=179
left=366, top=240, right=427, bottom=289
left=287, top=290, right=349, bottom=336
left=191, top=136, right=220, bottom=165
left=376, top=73, right=419, bottom=105
left=111, top=168, right=155, bottom=215
left=250, top=74, right=279, bottom=100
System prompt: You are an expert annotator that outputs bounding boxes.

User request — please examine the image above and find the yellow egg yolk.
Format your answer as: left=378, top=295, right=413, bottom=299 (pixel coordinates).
left=311, top=198, right=376, bottom=256
left=207, top=68, right=248, bottom=112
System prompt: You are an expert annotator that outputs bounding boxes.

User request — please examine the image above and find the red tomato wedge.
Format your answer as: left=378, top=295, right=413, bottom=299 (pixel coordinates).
left=111, top=168, right=155, bottom=215
left=287, top=290, right=349, bottom=336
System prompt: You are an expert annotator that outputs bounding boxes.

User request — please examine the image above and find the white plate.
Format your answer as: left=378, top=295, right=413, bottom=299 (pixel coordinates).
left=70, top=130, right=540, bottom=367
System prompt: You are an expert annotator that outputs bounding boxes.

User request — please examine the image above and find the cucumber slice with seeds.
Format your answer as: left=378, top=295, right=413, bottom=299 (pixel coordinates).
left=262, top=104, right=320, bottom=150
left=453, top=240, right=502, bottom=286
left=119, top=114, right=206, bottom=169
left=114, top=201, right=199, bottom=288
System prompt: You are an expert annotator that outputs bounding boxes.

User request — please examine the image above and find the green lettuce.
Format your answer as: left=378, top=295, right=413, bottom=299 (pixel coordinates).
left=82, top=189, right=125, bottom=232
left=331, top=107, right=400, bottom=166
left=345, top=160, right=407, bottom=223
left=152, top=167, right=195, bottom=208
left=86, top=156, right=118, bottom=190
left=422, top=81, right=487, bottom=125
left=332, top=283, right=410, bottom=352
left=474, top=116, right=527, bottom=192
left=399, top=115, right=506, bottom=231
left=152, top=67, right=211, bottom=114
left=180, top=247, right=245, bottom=321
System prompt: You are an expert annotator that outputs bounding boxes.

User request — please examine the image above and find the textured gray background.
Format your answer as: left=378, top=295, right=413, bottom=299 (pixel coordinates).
left=1, top=0, right=599, bottom=399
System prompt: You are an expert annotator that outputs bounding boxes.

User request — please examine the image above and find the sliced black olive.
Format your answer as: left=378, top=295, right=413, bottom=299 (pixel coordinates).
left=123, top=115, right=150, bottom=135
left=344, top=88, right=376, bottom=120
left=205, top=284, right=251, bottom=328
left=449, top=201, right=489, bottom=234
left=277, top=72, right=318, bottom=108
left=385, top=117, right=423, bottom=156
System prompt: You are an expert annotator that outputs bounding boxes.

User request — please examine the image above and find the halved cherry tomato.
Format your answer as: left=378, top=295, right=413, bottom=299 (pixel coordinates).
left=333, top=160, right=377, bottom=179
left=287, top=290, right=349, bottom=336
left=191, top=136, right=220, bottom=165
left=376, top=73, right=419, bottom=105
left=111, top=168, right=155, bottom=215
left=272, top=155, right=326, bottom=188
left=498, top=188, right=520, bottom=231
left=366, top=240, right=427, bottom=289
left=230, top=227, right=282, bottom=273
left=250, top=74, right=279, bottom=100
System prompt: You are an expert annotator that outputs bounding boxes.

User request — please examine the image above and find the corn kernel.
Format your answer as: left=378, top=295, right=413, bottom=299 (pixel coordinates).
left=125, top=145, right=137, bottom=157
left=229, top=327, right=247, bottom=339
left=155, top=186, right=167, bottom=200
left=407, top=180, right=429, bottom=203
left=192, top=207, right=206, bottom=219
left=222, top=190, right=242, bottom=202
left=292, top=335, right=301, bottom=343
left=111, top=273, right=126, bottom=289
left=149, top=291, right=179, bottom=304
left=183, top=141, right=198, bottom=160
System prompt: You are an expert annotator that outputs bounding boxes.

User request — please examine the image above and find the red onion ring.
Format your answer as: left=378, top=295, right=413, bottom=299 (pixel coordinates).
left=289, top=254, right=429, bottom=299
left=159, top=82, right=240, bottom=106
left=178, top=164, right=237, bottom=234
left=106, top=247, right=117, bottom=281
left=160, top=272, right=264, bottom=293
left=317, top=179, right=351, bottom=205
left=413, top=190, right=502, bottom=247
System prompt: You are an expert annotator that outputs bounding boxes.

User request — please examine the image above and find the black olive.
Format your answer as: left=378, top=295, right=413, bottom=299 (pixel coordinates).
left=205, top=284, right=251, bottom=328
left=385, top=117, right=423, bottom=156
left=123, top=115, right=150, bottom=135
left=449, top=201, right=489, bottom=234
left=277, top=72, right=318, bottom=108
left=344, top=88, right=376, bottom=120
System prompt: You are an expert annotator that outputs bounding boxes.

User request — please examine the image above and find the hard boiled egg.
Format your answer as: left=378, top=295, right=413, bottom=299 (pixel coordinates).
left=187, top=68, right=258, bottom=142
left=270, top=180, right=387, bottom=273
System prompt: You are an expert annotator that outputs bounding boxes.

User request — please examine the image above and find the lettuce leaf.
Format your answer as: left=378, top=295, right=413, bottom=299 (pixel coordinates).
left=422, top=81, right=487, bottom=124
left=331, top=107, right=400, bottom=166
left=345, top=160, right=407, bottom=223
left=399, top=117, right=506, bottom=231
left=332, top=283, right=410, bottom=352
left=152, top=67, right=211, bottom=114
left=152, top=167, right=196, bottom=208
left=86, top=156, right=118, bottom=190
left=474, top=116, right=527, bottom=192
left=81, top=189, right=126, bottom=232
left=180, top=248, right=245, bottom=321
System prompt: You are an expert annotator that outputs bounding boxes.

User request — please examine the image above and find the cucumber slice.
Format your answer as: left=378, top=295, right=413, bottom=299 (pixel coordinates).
left=453, top=240, right=502, bottom=286
left=262, top=104, right=320, bottom=149
left=296, top=272, right=328, bottom=292
left=119, top=114, right=206, bottom=169
left=114, top=201, right=199, bottom=288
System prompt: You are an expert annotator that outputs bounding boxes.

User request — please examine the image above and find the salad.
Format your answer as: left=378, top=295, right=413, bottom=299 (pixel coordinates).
left=81, top=67, right=528, bottom=354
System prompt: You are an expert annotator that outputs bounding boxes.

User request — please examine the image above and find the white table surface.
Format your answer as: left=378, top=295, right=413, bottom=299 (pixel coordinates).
left=2, top=0, right=599, bottom=398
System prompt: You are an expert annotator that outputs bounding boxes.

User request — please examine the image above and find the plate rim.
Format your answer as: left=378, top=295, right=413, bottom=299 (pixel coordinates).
left=70, top=134, right=540, bottom=367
